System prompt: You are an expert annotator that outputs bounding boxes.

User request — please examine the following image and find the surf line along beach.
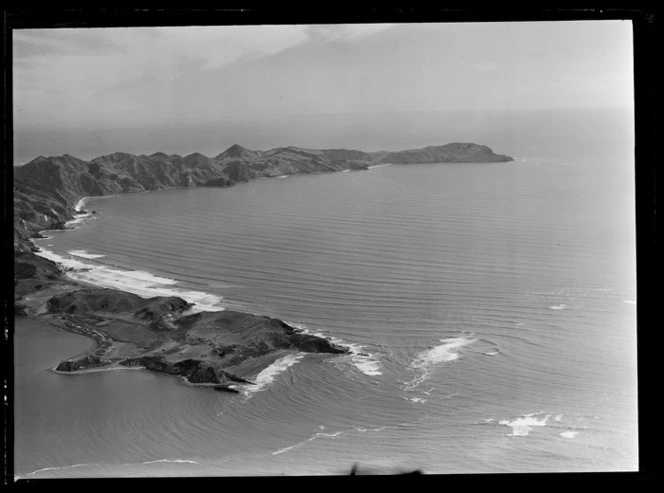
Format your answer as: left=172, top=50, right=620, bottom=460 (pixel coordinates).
left=13, top=142, right=513, bottom=392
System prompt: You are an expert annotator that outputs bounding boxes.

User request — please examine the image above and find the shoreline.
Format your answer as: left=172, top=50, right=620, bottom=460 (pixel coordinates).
left=21, top=216, right=350, bottom=388
left=16, top=155, right=503, bottom=385
left=30, top=219, right=378, bottom=377
left=51, top=362, right=146, bottom=375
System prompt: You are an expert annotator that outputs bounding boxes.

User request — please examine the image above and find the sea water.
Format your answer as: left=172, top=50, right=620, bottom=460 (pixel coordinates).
left=15, top=146, right=637, bottom=476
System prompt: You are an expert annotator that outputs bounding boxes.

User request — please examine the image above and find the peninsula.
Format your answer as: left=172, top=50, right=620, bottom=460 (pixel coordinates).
left=13, top=142, right=513, bottom=388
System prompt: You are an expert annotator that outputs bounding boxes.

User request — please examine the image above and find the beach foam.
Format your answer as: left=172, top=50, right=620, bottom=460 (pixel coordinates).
left=67, top=249, right=106, bottom=259
left=74, top=197, right=90, bottom=212
left=285, top=321, right=382, bottom=376
left=34, top=246, right=225, bottom=312
left=241, top=353, right=305, bottom=396
left=65, top=213, right=94, bottom=229
left=560, top=430, right=578, bottom=439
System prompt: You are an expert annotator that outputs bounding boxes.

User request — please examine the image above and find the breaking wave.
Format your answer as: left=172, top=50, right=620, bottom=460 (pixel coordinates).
left=285, top=321, right=382, bottom=376
left=33, top=246, right=225, bottom=312
left=498, top=412, right=551, bottom=436
left=241, top=353, right=306, bottom=397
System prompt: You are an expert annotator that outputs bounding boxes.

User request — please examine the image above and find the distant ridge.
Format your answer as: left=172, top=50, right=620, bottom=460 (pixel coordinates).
left=13, top=142, right=512, bottom=253
left=215, top=144, right=262, bottom=161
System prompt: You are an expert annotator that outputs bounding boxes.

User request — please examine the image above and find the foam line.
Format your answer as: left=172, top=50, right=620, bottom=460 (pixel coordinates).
left=402, top=335, right=476, bottom=392
left=499, top=413, right=551, bottom=436
left=273, top=428, right=345, bottom=455
left=34, top=246, right=225, bottom=312
left=284, top=321, right=382, bottom=376
left=74, top=197, right=91, bottom=212
left=23, top=463, right=99, bottom=476
left=241, top=353, right=305, bottom=396
left=139, top=459, right=198, bottom=465
left=67, top=249, right=106, bottom=259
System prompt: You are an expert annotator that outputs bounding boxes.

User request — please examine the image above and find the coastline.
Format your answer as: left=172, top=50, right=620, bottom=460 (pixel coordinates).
left=29, top=183, right=383, bottom=380
left=51, top=362, right=146, bottom=375
left=20, top=219, right=350, bottom=389
left=15, top=143, right=513, bottom=390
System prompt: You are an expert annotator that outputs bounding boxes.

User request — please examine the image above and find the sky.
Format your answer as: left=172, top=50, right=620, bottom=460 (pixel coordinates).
left=13, top=21, right=634, bottom=128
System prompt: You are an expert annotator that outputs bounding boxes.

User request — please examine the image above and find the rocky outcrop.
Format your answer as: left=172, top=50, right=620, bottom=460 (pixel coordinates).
left=55, top=355, right=104, bottom=372
left=44, top=287, right=349, bottom=386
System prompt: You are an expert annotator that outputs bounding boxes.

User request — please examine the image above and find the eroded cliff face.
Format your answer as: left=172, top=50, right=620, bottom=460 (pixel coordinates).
left=12, top=142, right=512, bottom=252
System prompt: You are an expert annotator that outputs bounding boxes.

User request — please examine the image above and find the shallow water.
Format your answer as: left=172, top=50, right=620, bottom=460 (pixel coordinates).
left=17, top=154, right=638, bottom=477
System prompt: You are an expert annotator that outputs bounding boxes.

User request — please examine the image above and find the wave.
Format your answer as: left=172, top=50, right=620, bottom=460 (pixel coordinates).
left=272, top=425, right=386, bottom=455
left=622, top=300, right=636, bottom=305
left=285, top=321, right=382, bottom=376
left=498, top=412, right=551, bottom=436
left=549, top=304, right=567, bottom=310
left=67, top=249, right=106, bottom=259
left=18, top=458, right=200, bottom=479
left=560, top=430, right=578, bottom=439
left=34, top=246, right=225, bottom=312
left=367, top=163, right=394, bottom=169
left=21, top=462, right=100, bottom=478
left=74, top=197, right=91, bottom=212
left=240, top=353, right=306, bottom=396
left=272, top=430, right=344, bottom=455
left=401, top=335, right=476, bottom=396
left=139, top=459, right=198, bottom=465
left=65, top=213, right=95, bottom=229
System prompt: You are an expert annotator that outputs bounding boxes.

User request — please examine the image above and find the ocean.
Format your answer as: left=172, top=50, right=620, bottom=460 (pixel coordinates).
left=14, top=109, right=638, bottom=477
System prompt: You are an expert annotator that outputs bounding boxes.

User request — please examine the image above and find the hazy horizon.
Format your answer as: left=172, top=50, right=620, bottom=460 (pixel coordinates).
left=13, top=21, right=634, bottom=163
left=13, top=106, right=634, bottom=165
